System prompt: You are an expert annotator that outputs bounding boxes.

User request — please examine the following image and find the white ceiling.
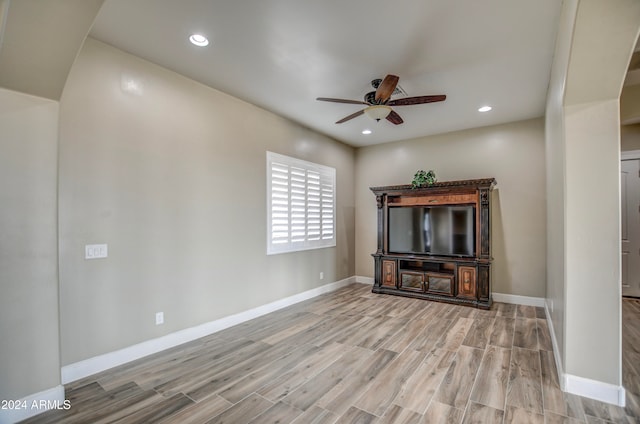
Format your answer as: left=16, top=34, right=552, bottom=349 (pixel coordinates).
left=90, top=0, right=562, bottom=147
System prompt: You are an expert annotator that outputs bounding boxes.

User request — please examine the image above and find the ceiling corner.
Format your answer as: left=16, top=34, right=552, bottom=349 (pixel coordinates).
left=0, top=0, right=105, bottom=100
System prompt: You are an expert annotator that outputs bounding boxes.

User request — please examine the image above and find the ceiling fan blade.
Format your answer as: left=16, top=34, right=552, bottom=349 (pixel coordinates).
left=388, top=95, right=446, bottom=106
left=386, top=110, right=404, bottom=125
left=317, top=97, right=369, bottom=105
left=336, top=109, right=365, bottom=124
left=375, top=74, right=399, bottom=103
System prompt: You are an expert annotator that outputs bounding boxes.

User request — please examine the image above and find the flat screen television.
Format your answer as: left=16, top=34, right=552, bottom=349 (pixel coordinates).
left=388, top=205, right=475, bottom=257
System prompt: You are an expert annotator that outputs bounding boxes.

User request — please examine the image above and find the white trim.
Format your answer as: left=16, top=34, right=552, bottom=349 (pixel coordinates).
left=564, top=374, right=626, bottom=407
left=62, top=276, right=356, bottom=384
left=544, top=300, right=626, bottom=407
left=620, top=149, right=640, bottom=160
left=545, top=300, right=565, bottom=391
left=354, top=275, right=374, bottom=285
left=0, top=385, right=65, bottom=424
left=492, top=292, right=546, bottom=307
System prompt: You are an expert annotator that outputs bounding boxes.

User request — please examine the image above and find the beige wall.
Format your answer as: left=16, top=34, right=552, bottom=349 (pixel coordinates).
left=0, top=88, right=61, bottom=399
left=58, top=38, right=355, bottom=365
left=354, top=118, right=546, bottom=298
left=564, top=100, right=622, bottom=384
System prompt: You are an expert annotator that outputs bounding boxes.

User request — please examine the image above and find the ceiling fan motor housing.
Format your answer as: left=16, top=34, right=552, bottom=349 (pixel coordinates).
left=364, top=91, right=377, bottom=104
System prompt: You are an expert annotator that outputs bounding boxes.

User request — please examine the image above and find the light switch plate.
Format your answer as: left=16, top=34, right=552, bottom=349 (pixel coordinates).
left=85, top=244, right=108, bottom=259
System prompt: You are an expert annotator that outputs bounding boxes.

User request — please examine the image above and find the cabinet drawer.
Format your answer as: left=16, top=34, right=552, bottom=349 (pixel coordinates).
left=400, top=272, right=424, bottom=291
left=426, top=273, right=454, bottom=296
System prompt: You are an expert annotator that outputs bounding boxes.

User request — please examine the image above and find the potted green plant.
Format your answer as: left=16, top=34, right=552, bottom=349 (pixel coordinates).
left=411, top=170, right=437, bottom=188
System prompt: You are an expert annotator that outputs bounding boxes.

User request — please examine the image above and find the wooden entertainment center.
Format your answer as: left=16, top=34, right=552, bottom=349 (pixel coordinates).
left=371, top=178, right=496, bottom=309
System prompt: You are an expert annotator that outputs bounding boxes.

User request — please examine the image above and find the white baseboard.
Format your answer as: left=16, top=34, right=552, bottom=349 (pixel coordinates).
left=0, top=385, right=65, bottom=424
left=61, top=276, right=356, bottom=384
left=544, top=301, right=625, bottom=407
left=354, top=275, right=374, bottom=285
left=492, top=292, right=546, bottom=307
left=544, top=300, right=565, bottom=391
left=564, top=374, right=626, bottom=407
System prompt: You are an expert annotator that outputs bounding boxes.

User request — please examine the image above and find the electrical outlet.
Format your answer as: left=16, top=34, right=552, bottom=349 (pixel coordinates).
left=319, top=272, right=324, bottom=280
left=155, top=312, right=164, bottom=325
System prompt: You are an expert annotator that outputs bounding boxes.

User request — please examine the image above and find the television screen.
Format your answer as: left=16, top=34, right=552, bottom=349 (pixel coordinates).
left=388, top=206, right=475, bottom=256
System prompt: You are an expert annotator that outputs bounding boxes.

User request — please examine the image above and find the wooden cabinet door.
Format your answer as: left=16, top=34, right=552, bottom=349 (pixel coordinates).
left=458, top=266, right=477, bottom=299
left=400, top=272, right=424, bottom=291
left=426, top=273, right=454, bottom=296
left=382, top=260, right=396, bottom=287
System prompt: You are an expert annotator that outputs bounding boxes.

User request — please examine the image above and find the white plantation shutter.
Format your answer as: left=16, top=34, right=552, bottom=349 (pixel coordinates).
left=267, top=152, right=336, bottom=254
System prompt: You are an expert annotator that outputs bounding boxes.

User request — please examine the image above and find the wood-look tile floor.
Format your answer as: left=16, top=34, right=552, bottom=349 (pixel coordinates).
left=22, top=284, right=640, bottom=424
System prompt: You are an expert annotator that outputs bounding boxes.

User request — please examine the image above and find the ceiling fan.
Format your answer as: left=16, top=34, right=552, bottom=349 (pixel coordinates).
left=316, top=74, right=446, bottom=125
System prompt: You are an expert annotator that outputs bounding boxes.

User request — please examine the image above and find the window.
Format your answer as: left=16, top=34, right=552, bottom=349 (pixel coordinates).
left=267, top=151, right=336, bottom=255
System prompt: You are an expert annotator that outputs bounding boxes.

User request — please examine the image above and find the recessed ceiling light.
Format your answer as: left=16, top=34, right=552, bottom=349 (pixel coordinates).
left=362, top=129, right=372, bottom=135
left=478, top=106, right=492, bottom=112
left=189, top=34, right=209, bottom=47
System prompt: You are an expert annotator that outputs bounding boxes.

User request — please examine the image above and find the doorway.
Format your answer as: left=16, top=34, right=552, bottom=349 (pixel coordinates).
left=622, top=151, right=640, bottom=298
left=621, top=150, right=640, bottom=413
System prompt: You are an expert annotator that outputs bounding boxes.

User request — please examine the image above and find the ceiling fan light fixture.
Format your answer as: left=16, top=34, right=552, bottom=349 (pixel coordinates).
left=317, top=75, right=445, bottom=126
left=189, top=34, right=209, bottom=47
left=364, top=105, right=392, bottom=121
left=362, top=129, right=372, bottom=135
left=478, top=105, right=492, bottom=112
